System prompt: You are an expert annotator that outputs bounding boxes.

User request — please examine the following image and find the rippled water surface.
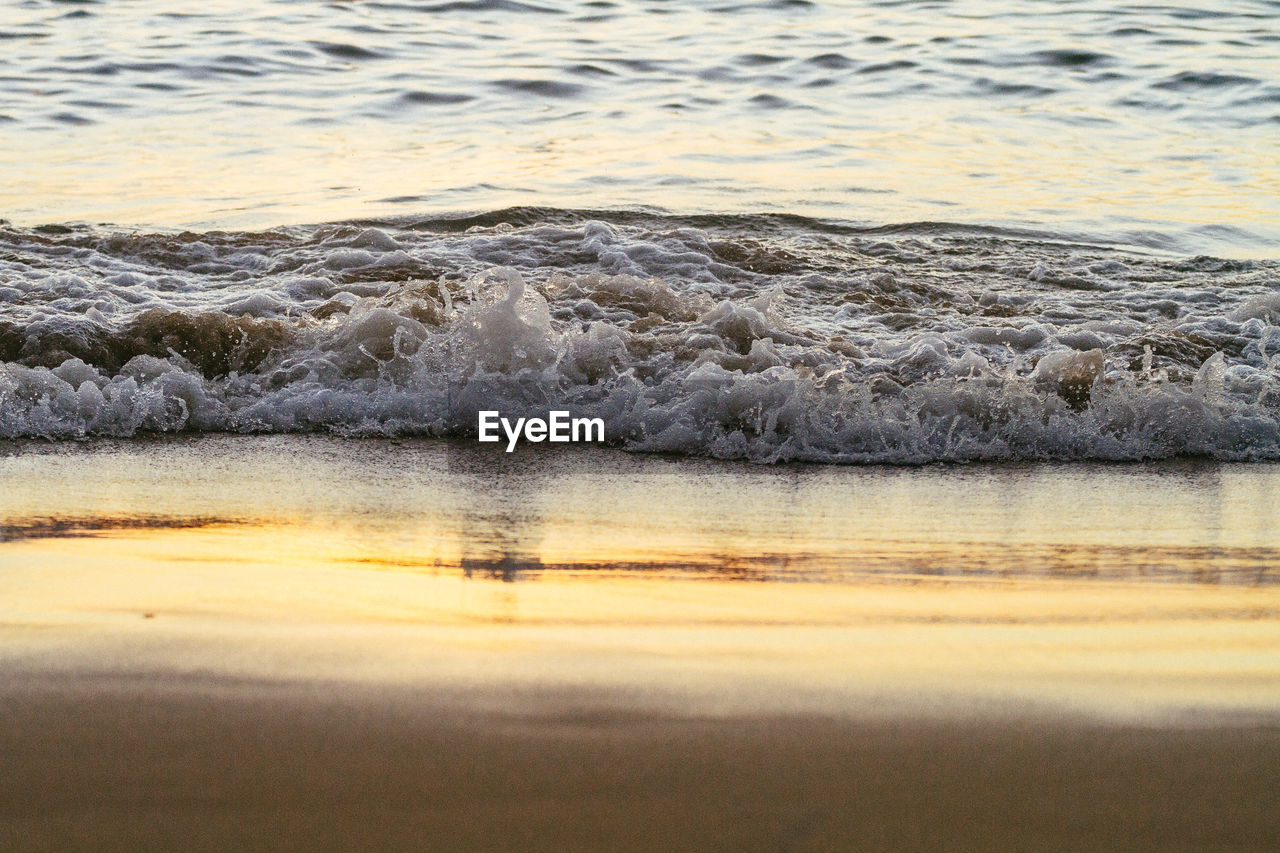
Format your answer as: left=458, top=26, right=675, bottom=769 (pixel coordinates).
left=3, top=2, right=1279, bottom=461
left=2, top=0, right=1278, bottom=251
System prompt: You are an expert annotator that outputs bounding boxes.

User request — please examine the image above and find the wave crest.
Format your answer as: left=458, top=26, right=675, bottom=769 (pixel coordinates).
left=3, top=262, right=1279, bottom=463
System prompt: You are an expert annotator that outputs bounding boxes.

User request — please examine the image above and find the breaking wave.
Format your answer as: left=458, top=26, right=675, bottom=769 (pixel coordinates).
left=2, top=210, right=1279, bottom=463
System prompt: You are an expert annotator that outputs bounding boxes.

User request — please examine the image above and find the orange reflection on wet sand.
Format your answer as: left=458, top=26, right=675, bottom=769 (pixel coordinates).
left=3, top=508, right=1280, bottom=722
left=3, top=438, right=1280, bottom=722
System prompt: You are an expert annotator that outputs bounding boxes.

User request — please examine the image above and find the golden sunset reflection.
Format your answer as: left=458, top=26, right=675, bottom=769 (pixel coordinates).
left=5, top=518, right=1280, bottom=719
left=3, top=438, right=1279, bottom=721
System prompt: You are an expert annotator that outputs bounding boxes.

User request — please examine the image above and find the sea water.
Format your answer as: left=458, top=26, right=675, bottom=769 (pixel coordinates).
left=0, top=0, right=1277, bottom=462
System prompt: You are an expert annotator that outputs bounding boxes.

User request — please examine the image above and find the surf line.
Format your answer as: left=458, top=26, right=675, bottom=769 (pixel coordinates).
left=478, top=411, right=605, bottom=452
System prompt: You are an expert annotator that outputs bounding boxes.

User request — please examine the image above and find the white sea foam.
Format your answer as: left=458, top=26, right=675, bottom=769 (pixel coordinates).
left=1, top=215, right=1278, bottom=462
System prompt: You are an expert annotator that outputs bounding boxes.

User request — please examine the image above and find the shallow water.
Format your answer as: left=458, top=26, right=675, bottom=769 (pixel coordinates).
left=3, top=437, right=1280, bottom=720
left=3, top=436, right=1279, bottom=586
left=1, top=0, right=1277, bottom=252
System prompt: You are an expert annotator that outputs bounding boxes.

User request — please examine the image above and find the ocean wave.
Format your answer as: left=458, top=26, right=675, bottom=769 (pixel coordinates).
left=1, top=213, right=1278, bottom=463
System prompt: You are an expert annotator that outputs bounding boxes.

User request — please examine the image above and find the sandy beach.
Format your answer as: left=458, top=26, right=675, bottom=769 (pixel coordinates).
left=2, top=438, right=1279, bottom=850
left=4, top=677, right=1279, bottom=852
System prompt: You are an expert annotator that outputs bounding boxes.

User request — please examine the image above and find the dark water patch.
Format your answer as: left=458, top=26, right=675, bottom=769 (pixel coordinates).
left=384, top=208, right=1090, bottom=250
left=707, top=239, right=809, bottom=275
left=1164, top=7, right=1236, bottom=19
left=400, top=206, right=608, bottom=232
left=1153, top=71, right=1261, bottom=91
left=1230, top=89, right=1280, bottom=106
left=605, top=58, right=665, bottom=73
left=976, top=79, right=1057, bottom=97
left=399, top=90, right=475, bottom=105
left=311, top=42, right=385, bottom=61
left=117, top=62, right=185, bottom=74
left=746, top=93, right=795, bottom=109
left=1047, top=112, right=1115, bottom=128
left=1167, top=255, right=1255, bottom=274
left=333, top=260, right=446, bottom=285
left=77, top=63, right=119, bottom=76
left=0, top=310, right=293, bottom=378
left=0, top=514, right=239, bottom=544
left=389, top=0, right=562, bottom=13
left=64, top=99, right=127, bottom=111
left=1030, top=49, right=1112, bottom=68
left=188, top=64, right=262, bottom=79
left=857, top=60, right=917, bottom=74
left=214, top=55, right=261, bottom=68
left=49, top=111, right=93, bottom=125
left=1113, top=330, right=1223, bottom=372
left=565, top=64, right=617, bottom=77
left=492, top=78, right=585, bottom=98
left=806, top=52, right=854, bottom=69
left=86, top=229, right=298, bottom=267
left=697, top=66, right=745, bottom=84
left=453, top=552, right=841, bottom=584
left=1112, top=95, right=1182, bottom=112
left=736, top=53, right=786, bottom=66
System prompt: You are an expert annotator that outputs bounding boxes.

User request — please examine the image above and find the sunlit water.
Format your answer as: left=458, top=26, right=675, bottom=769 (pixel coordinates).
left=3, top=437, right=1280, bottom=719
left=1, top=0, right=1277, bottom=252
left=5, top=436, right=1280, bottom=584
left=2, top=1, right=1279, bottom=462
left=4, top=2, right=1279, bottom=730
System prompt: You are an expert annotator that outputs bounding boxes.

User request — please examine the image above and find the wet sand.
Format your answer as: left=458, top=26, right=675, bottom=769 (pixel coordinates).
left=2, top=437, right=1279, bottom=849
left=3, top=677, right=1279, bottom=852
